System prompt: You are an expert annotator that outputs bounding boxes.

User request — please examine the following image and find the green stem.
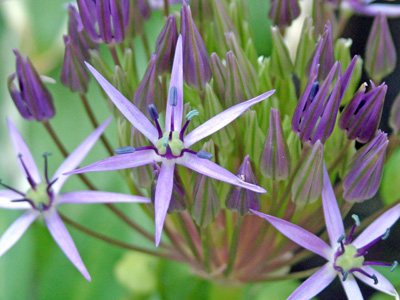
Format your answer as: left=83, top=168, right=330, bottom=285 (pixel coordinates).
left=108, top=44, right=121, bottom=66
left=163, top=0, right=170, bottom=17
left=201, top=227, right=210, bottom=272
left=224, top=214, right=244, bottom=277
left=176, top=213, right=201, bottom=260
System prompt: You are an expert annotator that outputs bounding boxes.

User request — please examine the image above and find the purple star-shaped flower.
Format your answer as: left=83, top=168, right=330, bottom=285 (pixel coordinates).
left=251, top=165, right=400, bottom=300
left=0, top=118, right=150, bottom=281
left=66, top=35, right=274, bottom=246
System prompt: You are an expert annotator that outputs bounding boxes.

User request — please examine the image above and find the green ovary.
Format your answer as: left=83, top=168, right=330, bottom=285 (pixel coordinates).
left=335, top=244, right=364, bottom=272
left=156, top=131, right=185, bottom=157
left=26, top=183, right=51, bottom=208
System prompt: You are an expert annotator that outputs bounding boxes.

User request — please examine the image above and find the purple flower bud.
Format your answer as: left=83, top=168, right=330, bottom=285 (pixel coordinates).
left=8, top=50, right=55, bottom=121
left=181, top=2, right=212, bottom=91
left=224, top=51, right=252, bottom=106
left=261, top=109, right=291, bottom=181
left=308, top=22, right=334, bottom=80
left=137, top=0, right=151, bottom=20
left=339, top=82, right=386, bottom=143
left=291, top=141, right=324, bottom=205
left=133, top=55, right=162, bottom=111
left=67, top=5, right=97, bottom=60
left=293, top=62, right=342, bottom=144
left=61, top=35, right=91, bottom=94
left=225, top=155, right=260, bottom=215
left=389, top=92, right=400, bottom=135
left=269, top=0, right=301, bottom=28
left=343, top=131, right=388, bottom=202
left=210, top=52, right=226, bottom=101
left=77, top=0, right=130, bottom=44
left=365, top=13, right=396, bottom=82
left=154, top=15, right=178, bottom=75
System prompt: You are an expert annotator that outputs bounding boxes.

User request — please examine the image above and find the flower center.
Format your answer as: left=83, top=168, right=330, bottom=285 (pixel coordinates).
left=26, top=183, right=52, bottom=211
left=156, top=131, right=185, bottom=157
left=334, top=244, right=364, bottom=272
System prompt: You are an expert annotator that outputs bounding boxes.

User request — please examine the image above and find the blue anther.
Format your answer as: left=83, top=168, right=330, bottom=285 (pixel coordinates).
left=337, top=233, right=346, bottom=244
left=162, top=136, right=169, bottom=147
left=42, top=152, right=52, bottom=157
left=170, top=86, right=178, bottom=106
left=351, top=214, right=360, bottom=226
left=148, top=104, right=159, bottom=121
left=310, top=81, right=319, bottom=100
left=38, top=202, right=43, bottom=213
left=372, top=274, right=378, bottom=285
left=382, top=228, right=390, bottom=240
left=391, top=261, right=398, bottom=272
left=196, top=151, right=213, bottom=159
left=186, top=110, right=199, bottom=121
left=342, top=271, right=348, bottom=282
left=115, top=146, right=136, bottom=154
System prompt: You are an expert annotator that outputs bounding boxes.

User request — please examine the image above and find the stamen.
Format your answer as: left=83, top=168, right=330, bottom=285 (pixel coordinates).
left=162, top=136, right=169, bottom=147
left=382, top=228, right=390, bottom=240
left=310, top=81, right=319, bottom=100
left=47, top=178, right=58, bottom=192
left=180, top=110, right=199, bottom=140
left=392, top=261, right=398, bottom=272
left=169, top=86, right=178, bottom=131
left=115, top=146, right=136, bottom=154
left=18, top=154, right=36, bottom=189
left=42, top=152, right=52, bottom=184
left=351, top=268, right=378, bottom=284
left=38, top=202, right=43, bottom=213
left=0, top=179, right=25, bottom=196
left=197, top=151, right=213, bottom=159
left=342, top=271, right=348, bottom=281
left=357, top=228, right=391, bottom=256
left=148, top=104, right=163, bottom=138
left=346, top=214, right=360, bottom=244
left=337, top=233, right=346, bottom=253
left=363, top=261, right=395, bottom=268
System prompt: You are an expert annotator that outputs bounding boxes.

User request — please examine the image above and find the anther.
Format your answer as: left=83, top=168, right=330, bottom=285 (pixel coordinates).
left=351, top=214, right=360, bottom=226
left=382, top=228, right=390, bottom=240
left=391, top=261, right=398, bottom=272
left=186, top=110, right=199, bottom=120
left=115, top=146, right=136, bottom=154
left=310, top=81, right=320, bottom=100
left=148, top=104, right=159, bottom=121
left=337, top=234, right=346, bottom=244
left=170, top=86, right=178, bottom=106
left=196, top=151, right=213, bottom=159
left=38, top=202, right=43, bottom=213
left=342, top=271, right=348, bottom=282
left=372, top=274, right=378, bottom=285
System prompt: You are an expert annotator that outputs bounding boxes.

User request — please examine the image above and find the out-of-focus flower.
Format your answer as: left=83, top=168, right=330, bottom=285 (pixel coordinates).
left=269, top=0, right=300, bottom=28
left=365, top=13, right=396, bottom=83
left=260, top=108, right=291, bottom=181
left=0, top=119, right=149, bottom=281
left=77, top=0, right=130, bottom=44
left=66, top=36, right=274, bottom=246
left=8, top=50, right=55, bottom=121
left=343, top=131, right=388, bottom=202
left=252, top=165, right=400, bottom=300
left=339, top=82, right=386, bottom=143
left=181, top=2, right=212, bottom=91
left=154, top=14, right=178, bottom=75
left=341, top=0, right=400, bottom=18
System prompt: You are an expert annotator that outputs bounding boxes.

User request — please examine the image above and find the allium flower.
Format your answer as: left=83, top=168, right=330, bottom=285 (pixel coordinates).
left=341, top=0, right=400, bottom=18
left=67, top=36, right=274, bottom=246
left=251, top=165, right=400, bottom=300
left=0, top=118, right=150, bottom=280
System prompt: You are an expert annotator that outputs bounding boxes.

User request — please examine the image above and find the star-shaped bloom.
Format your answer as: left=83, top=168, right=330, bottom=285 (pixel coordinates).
left=251, top=165, right=400, bottom=300
left=0, top=118, right=150, bottom=281
left=66, top=35, right=274, bottom=246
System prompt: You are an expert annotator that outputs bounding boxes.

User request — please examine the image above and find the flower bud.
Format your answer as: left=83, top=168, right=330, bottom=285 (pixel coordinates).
left=339, top=82, right=386, bottom=143
left=77, top=0, right=130, bottom=44
left=60, top=35, right=90, bottom=94
left=8, top=50, right=55, bottom=121
left=261, top=109, right=291, bottom=181
left=154, top=15, right=178, bottom=75
left=389, top=92, right=400, bottom=135
left=270, top=26, right=294, bottom=79
left=365, top=13, right=396, bottom=82
left=294, top=16, right=315, bottom=77
left=269, top=0, right=300, bottom=28
left=224, top=51, right=252, bottom=106
left=291, top=141, right=324, bottom=205
left=181, top=2, right=212, bottom=91
left=133, top=54, right=162, bottom=111
left=210, top=52, right=226, bottom=101
left=343, top=131, right=388, bottom=202
left=225, top=155, right=260, bottom=215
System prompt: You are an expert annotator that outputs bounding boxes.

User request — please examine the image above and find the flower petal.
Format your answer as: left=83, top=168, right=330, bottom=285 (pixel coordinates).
left=353, top=203, right=400, bottom=248
left=183, top=90, right=275, bottom=148
left=7, top=118, right=41, bottom=184
left=57, top=191, right=150, bottom=205
left=43, top=209, right=91, bottom=281
left=355, top=266, right=399, bottom=300
left=287, top=263, right=336, bottom=300
left=154, top=161, right=175, bottom=247
left=0, top=190, right=31, bottom=209
left=51, top=118, right=111, bottom=193
left=250, top=210, right=332, bottom=259
left=85, top=62, right=159, bottom=145
left=322, top=164, right=345, bottom=247
left=165, top=35, right=183, bottom=132
left=64, top=149, right=159, bottom=175
left=0, top=210, right=39, bottom=257
left=177, top=152, right=266, bottom=193
left=345, top=1, right=400, bottom=18
left=340, top=274, right=364, bottom=300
